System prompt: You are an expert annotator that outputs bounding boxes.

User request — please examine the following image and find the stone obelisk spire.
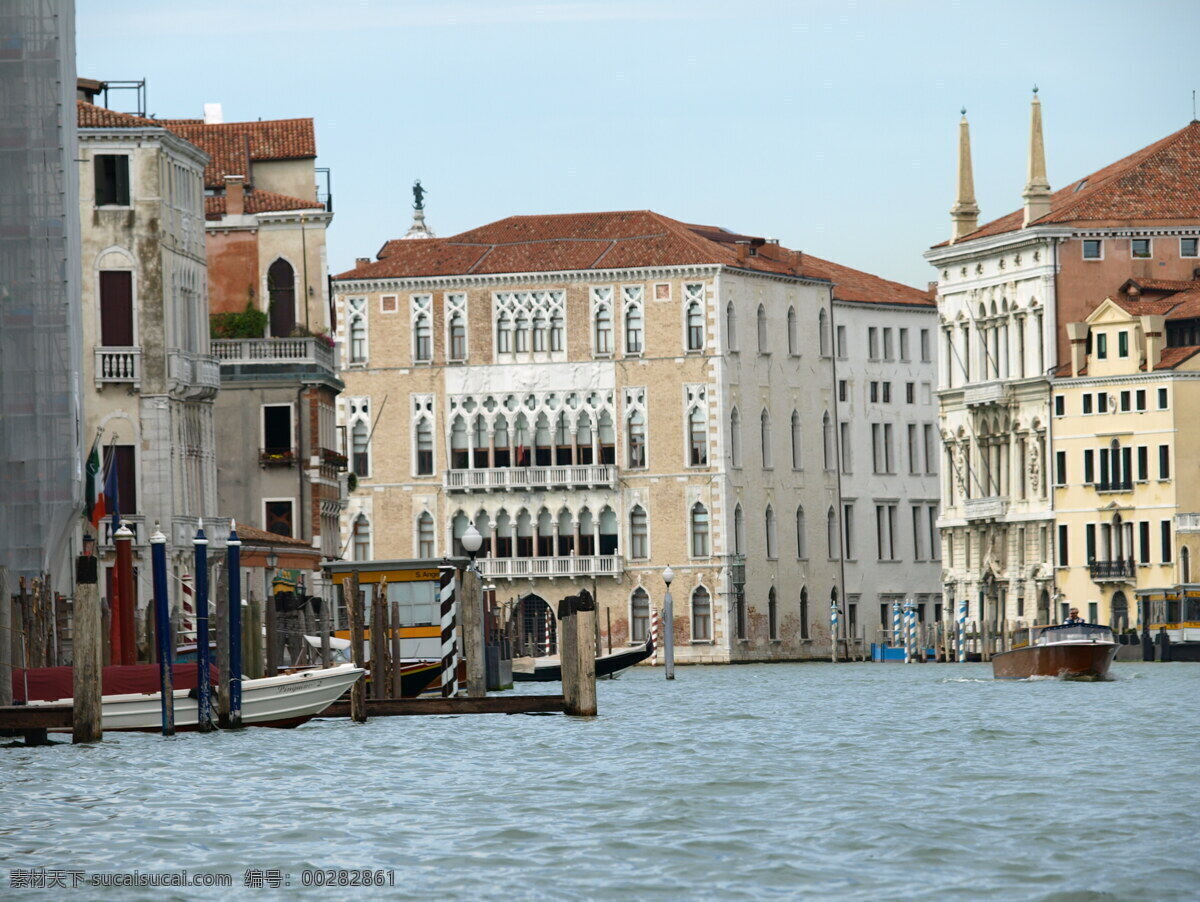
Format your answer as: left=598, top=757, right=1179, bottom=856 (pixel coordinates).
left=950, top=108, right=979, bottom=243
left=1022, top=87, right=1052, bottom=226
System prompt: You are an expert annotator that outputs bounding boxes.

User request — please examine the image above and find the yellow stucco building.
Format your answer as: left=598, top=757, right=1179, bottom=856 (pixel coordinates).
left=1053, top=278, right=1200, bottom=633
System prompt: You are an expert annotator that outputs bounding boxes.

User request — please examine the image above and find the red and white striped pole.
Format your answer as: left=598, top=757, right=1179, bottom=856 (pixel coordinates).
left=651, top=607, right=659, bottom=665
left=544, top=607, right=553, bottom=657
left=180, top=572, right=195, bottom=642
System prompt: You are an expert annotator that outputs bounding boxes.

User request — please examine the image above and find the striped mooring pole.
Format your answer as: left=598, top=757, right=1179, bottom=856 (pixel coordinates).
left=956, top=595, right=967, bottom=663
left=439, top=566, right=458, bottom=697
left=891, top=601, right=902, bottom=652
left=830, top=599, right=839, bottom=663
left=544, top=606, right=552, bottom=657
left=904, top=598, right=916, bottom=663
left=650, top=607, right=659, bottom=665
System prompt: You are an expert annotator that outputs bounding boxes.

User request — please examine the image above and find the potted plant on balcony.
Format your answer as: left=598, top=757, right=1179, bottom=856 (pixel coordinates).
left=259, top=448, right=296, bottom=467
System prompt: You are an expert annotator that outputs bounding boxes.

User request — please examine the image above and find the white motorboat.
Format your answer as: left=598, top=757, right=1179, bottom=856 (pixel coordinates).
left=27, top=663, right=364, bottom=732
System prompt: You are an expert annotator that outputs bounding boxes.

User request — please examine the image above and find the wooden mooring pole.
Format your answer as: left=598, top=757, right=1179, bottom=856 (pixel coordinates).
left=226, top=523, right=243, bottom=729
left=460, top=565, right=486, bottom=699
left=0, top=566, right=11, bottom=707
left=390, top=600, right=402, bottom=698
left=370, top=580, right=387, bottom=700
left=72, top=544, right=102, bottom=743
left=559, top=589, right=597, bottom=716
left=149, top=526, right=175, bottom=737
left=344, top=572, right=366, bottom=723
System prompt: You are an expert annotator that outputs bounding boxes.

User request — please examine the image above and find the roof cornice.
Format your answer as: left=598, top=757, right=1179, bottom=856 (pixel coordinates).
left=924, top=226, right=1073, bottom=264
left=333, top=263, right=730, bottom=292
left=80, top=127, right=211, bottom=169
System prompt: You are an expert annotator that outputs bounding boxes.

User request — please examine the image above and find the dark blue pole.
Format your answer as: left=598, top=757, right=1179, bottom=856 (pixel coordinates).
left=194, top=522, right=213, bottom=732
left=150, top=526, right=175, bottom=736
left=227, top=522, right=242, bottom=729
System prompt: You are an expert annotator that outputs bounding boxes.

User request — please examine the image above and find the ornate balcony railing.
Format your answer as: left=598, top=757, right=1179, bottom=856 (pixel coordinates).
left=477, top=555, right=622, bottom=579
left=1175, top=513, right=1200, bottom=533
left=94, top=346, right=141, bottom=390
left=167, top=349, right=220, bottom=395
left=444, top=464, right=617, bottom=492
left=211, top=337, right=336, bottom=372
left=1089, top=558, right=1135, bottom=581
left=964, top=381, right=1012, bottom=407
left=1095, top=479, right=1133, bottom=493
left=963, top=496, right=1009, bottom=521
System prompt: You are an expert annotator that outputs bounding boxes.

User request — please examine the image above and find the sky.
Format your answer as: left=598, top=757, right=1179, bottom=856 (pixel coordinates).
left=76, top=0, right=1200, bottom=288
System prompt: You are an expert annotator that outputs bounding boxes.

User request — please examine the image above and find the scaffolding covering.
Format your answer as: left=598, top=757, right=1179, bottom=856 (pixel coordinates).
left=0, top=0, right=83, bottom=578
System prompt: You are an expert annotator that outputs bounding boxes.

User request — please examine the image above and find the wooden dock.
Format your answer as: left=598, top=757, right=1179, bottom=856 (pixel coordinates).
left=320, top=695, right=567, bottom=718
left=0, top=704, right=72, bottom=745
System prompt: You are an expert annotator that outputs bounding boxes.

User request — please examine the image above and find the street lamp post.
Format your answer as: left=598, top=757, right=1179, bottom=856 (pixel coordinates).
left=662, top=565, right=675, bottom=680
left=460, top=524, right=486, bottom=698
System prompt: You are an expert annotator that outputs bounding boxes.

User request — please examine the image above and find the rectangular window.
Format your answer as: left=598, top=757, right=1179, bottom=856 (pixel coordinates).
left=908, top=424, right=919, bottom=474
left=1159, top=444, right=1170, bottom=479
left=843, top=503, right=855, bottom=560
left=1097, top=393, right=1108, bottom=414
left=838, top=380, right=848, bottom=403
left=1120, top=390, right=1131, bottom=411
left=94, top=154, right=130, bottom=206
left=882, top=382, right=892, bottom=404
left=1162, top=520, right=1173, bottom=563
left=1096, top=333, right=1107, bottom=359
left=920, top=329, right=930, bottom=362
left=1140, top=521, right=1151, bottom=564
left=869, top=382, right=878, bottom=403
left=262, top=404, right=292, bottom=455
left=911, top=505, right=923, bottom=560
left=265, top=500, right=294, bottom=538
left=1084, top=449, right=1095, bottom=484
left=1055, top=450, right=1066, bottom=486
left=1158, top=387, right=1168, bottom=410
left=1136, top=389, right=1147, bottom=411
left=836, top=325, right=847, bottom=358
left=868, top=327, right=879, bottom=360
left=1057, top=524, right=1069, bottom=567
left=928, top=504, right=939, bottom=559
left=883, top=423, right=894, bottom=473
left=1118, top=331, right=1129, bottom=358
left=1137, top=446, right=1148, bottom=481
left=899, top=328, right=910, bottom=361
left=883, top=328, right=894, bottom=360
left=906, top=382, right=915, bottom=404
left=872, top=423, right=882, bottom=474
left=1086, top=524, right=1096, bottom=563
left=1131, top=238, right=1151, bottom=259
left=840, top=422, right=851, bottom=474
left=99, top=271, right=134, bottom=346
left=1054, top=395, right=1065, bottom=417
left=1082, top=239, right=1102, bottom=259
left=924, top=424, right=936, bottom=474
left=1083, top=394, right=1093, bottom=415
left=1182, top=237, right=1199, bottom=258
left=103, top=444, right=137, bottom=518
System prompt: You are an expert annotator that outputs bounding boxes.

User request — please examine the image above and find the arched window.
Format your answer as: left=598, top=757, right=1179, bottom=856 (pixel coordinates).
left=790, top=410, right=802, bottom=469
left=787, top=306, right=798, bottom=355
left=689, top=407, right=707, bottom=466
left=450, top=416, right=469, bottom=469
left=413, top=311, right=432, bottom=362
left=818, top=308, right=830, bottom=357
left=417, top=511, right=435, bottom=557
left=691, top=586, right=712, bottom=641
left=624, top=296, right=644, bottom=355
left=594, top=303, right=613, bottom=355
left=730, top=407, right=742, bottom=467
left=691, top=502, right=710, bottom=557
left=733, top=504, right=745, bottom=555
left=800, top=586, right=809, bottom=639
left=822, top=411, right=834, bottom=470
left=726, top=301, right=737, bottom=351
left=796, top=505, right=807, bottom=558
left=827, top=507, right=838, bottom=558
left=630, top=588, right=650, bottom=642
left=627, top=410, right=646, bottom=469
left=497, top=311, right=513, bottom=354
left=550, top=310, right=565, bottom=352
left=757, top=304, right=768, bottom=353
left=768, top=587, right=778, bottom=640
left=267, top=258, right=296, bottom=337
left=515, top=310, right=530, bottom=352
left=760, top=409, right=772, bottom=469
left=352, top=513, right=371, bottom=561
left=630, top=506, right=648, bottom=559
left=1182, top=546, right=1192, bottom=583
left=351, top=419, right=370, bottom=477
left=686, top=301, right=704, bottom=351
left=765, top=505, right=777, bottom=558
left=449, top=311, right=466, bottom=361
left=348, top=297, right=367, bottom=363
left=415, top=419, right=433, bottom=475
left=532, top=312, right=547, bottom=352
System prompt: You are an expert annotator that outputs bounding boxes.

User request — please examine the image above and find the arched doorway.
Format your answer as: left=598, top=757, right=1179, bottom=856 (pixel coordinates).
left=267, top=258, right=296, bottom=337
left=1037, top=589, right=1050, bottom=625
left=518, top=594, right=555, bottom=657
left=1111, top=591, right=1129, bottom=634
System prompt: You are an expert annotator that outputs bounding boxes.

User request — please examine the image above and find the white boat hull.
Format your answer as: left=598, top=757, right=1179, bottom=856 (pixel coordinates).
left=33, top=664, right=364, bottom=732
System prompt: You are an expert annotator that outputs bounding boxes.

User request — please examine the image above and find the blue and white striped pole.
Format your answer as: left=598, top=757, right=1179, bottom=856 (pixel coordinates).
left=830, top=598, right=839, bottom=663
left=902, top=598, right=912, bottom=663
left=956, top=595, right=967, bottom=663
left=892, top=601, right=902, bottom=652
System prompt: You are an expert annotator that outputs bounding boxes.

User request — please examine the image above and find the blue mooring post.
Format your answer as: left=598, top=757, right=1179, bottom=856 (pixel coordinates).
left=150, top=526, right=175, bottom=737
left=193, top=521, right=213, bottom=732
left=957, top=596, right=968, bottom=663
left=227, top=521, right=242, bottom=729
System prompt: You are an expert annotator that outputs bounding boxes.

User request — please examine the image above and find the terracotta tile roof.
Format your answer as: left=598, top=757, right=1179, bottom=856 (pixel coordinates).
left=1153, top=345, right=1200, bottom=370
left=935, top=120, right=1200, bottom=247
left=1112, top=281, right=1200, bottom=319
left=158, top=118, right=317, bottom=189
left=76, top=100, right=157, bottom=129
left=205, top=189, right=324, bottom=218
left=1121, top=277, right=1198, bottom=294
left=233, top=523, right=314, bottom=548
left=336, top=211, right=927, bottom=304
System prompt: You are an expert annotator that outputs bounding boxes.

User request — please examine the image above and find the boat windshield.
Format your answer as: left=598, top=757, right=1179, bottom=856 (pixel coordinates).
left=1034, top=624, right=1114, bottom=645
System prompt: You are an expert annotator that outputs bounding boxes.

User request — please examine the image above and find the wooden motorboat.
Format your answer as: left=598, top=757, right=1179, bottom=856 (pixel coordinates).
left=14, top=663, right=365, bottom=731
left=512, top=636, right=654, bottom=682
left=992, top=623, right=1117, bottom=681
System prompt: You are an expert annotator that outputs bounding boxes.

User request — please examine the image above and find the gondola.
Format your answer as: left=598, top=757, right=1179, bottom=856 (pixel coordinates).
left=512, top=636, right=654, bottom=682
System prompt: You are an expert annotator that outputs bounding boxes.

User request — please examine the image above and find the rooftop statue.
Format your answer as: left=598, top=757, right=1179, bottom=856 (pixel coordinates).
left=412, top=180, right=427, bottom=210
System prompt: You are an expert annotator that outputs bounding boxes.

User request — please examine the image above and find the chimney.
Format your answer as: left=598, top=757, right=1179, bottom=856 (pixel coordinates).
left=224, top=175, right=245, bottom=216
left=203, top=102, right=223, bottom=124
left=356, top=257, right=370, bottom=266
left=1141, top=314, right=1165, bottom=371
left=76, top=78, right=105, bottom=104
left=735, top=241, right=749, bottom=264
left=1022, top=88, right=1052, bottom=226
left=950, top=109, right=980, bottom=243
left=1065, top=321, right=1088, bottom=377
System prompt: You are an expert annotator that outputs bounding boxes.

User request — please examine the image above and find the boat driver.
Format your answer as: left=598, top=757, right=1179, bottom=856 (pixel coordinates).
left=1064, top=607, right=1085, bottom=625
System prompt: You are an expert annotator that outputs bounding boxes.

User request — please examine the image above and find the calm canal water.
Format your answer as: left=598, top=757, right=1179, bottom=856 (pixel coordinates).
left=3, top=662, right=1198, bottom=900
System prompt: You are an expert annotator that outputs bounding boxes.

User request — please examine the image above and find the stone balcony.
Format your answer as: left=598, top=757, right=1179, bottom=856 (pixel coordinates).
left=1089, top=558, right=1135, bottom=582
left=477, top=554, right=622, bottom=580
left=1175, top=513, right=1200, bottom=533
left=94, top=346, right=141, bottom=390
left=167, top=348, right=220, bottom=397
left=211, top=336, right=337, bottom=373
left=964, top=381, right=1012, bottom=408
left=963, top=496, right=1009, bottom=521
left=444, top=464, right=617, bottom=493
